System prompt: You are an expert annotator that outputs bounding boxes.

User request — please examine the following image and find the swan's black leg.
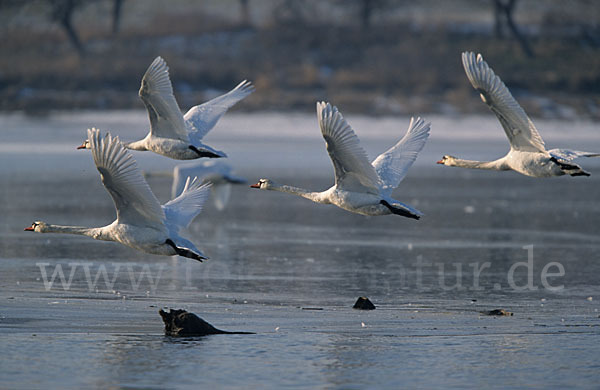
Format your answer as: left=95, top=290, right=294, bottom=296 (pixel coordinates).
left=380, top=200, right=420, bottom=220
left=570, top=171, right=591, bottom=177
left=550, top=157, right=577, bottom=170
left=549, top=157, right=591, bottom=176
left=165, top=239, right=206, bottom=262
left=189, top=145, right=222, bottom=158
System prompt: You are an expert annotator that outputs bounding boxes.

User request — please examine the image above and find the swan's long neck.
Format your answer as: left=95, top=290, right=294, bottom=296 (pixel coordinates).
left=450, top=157, right=508, bottom=170
left=42, top=224, right=103, bottom=238
left=270, top=184, right=326, bottom=203
left=123, top=139, right=148, bottom=151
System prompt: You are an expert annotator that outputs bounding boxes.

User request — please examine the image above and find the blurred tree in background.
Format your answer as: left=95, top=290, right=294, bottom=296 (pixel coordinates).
left=492, top=0, right=534, bottom=57
left=0, top=0, right=598, bottom=118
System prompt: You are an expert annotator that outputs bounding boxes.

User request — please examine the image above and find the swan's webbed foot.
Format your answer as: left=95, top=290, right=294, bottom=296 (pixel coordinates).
left=165, top=239, right=206, bottom=262
left=189, top=146, right=223, bottom=159
left=570, top=171, right=590, bottom=177
left=549, top=157, right=590, bottom=177
left=380, top=200, right=420, bottom=220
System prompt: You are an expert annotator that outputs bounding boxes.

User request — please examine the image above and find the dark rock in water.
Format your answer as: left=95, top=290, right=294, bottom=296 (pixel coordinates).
left=482, top=309, right=513, bottom=316
left=353, top=296, right=376, bottom=310
left=159, top=309, right=254, bottom=336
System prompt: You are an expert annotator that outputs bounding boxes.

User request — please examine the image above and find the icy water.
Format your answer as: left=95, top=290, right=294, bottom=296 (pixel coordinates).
left=1, top=111, right=600, bottom=389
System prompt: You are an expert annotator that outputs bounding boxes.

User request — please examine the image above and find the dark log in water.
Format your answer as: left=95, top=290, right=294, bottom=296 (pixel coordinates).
left=353, top=297, right=376, bottom=310
left=482, top=309, right=514, bottom=316
left=159, top=309, right=254, bottom=336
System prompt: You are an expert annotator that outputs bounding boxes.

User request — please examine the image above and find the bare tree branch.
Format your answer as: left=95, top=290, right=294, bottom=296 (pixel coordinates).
left=492, top=0, right=534, bottom=57
left=112, top=0, right=124, bottom=34
left=51, top=0, right=85, bottom=56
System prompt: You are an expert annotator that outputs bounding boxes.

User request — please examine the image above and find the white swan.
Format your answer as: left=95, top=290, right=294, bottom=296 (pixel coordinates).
left=27, top=128, right=210, bottom=262
left=250, top=102, right=430, bottom=219
left=78, top=56, right=255, bottom=160
left=145, top=161, right=247, bottom=211
left=172, top=161, right=246, bottom=211
left=437, top=52, right=599, bottom=177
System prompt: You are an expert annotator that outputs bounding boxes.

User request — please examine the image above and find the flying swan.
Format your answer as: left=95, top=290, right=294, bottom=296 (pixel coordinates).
left=78, top=56, right=255, bottom=160
left=250, top=102, right=431, bottom=219
left=144, top=160, right=247, bottom=211
left=437, top=51, right=599, bottom=177
left=171, top=161, right=246, bottom=211
left=27, top=128, right=210, bottom=262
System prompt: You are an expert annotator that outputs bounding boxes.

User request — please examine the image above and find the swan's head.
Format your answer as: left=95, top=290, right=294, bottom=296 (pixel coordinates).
left=77, top=139, right=90, bottom=150
left=250, top=178, right=273, bottom=190
left=24, top=221, right=47, bottom=233
left=436, top=155, right=457, bottom=166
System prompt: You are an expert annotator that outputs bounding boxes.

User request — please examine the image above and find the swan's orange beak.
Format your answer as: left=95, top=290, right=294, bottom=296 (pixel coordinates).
left=76, top=143, right=86, bottom=150
left=24, top=226, right=34, bottom=231
left=436, top=159, right=444, bottom=164
left=250, top=183, right=260, bottom=189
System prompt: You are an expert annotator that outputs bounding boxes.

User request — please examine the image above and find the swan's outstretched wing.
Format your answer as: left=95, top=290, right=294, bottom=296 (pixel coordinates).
left=139, top=57, right=189, bottom=142
left=317, top=102, right=381, bottom=193
left=372, top=117, right=430, bottom=197
left=88, top=128, right=165, bottom=226
left=462, top=52, right=546, bottom=153
left=184, top=80, right=255, bottom=144
left=549, top=149, right=600, bottom=161
left=163, top=177, right=210, bottom=233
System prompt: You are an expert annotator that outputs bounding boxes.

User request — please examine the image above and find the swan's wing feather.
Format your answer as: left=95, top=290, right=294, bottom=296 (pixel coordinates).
left=549, top=148, right=600, bottom=161
left=462, top=52, right=546, bottom=153
left=163, top=177, right=210, bottom=232
left=139, top=57, right=189, bottom=142
left=317, top=102, right=381, bottom=193
left=372, top=117, right=430, bottom=196
left=184, top=80, right=255, bottom=144
left=88, top=128, right=165, bottom=225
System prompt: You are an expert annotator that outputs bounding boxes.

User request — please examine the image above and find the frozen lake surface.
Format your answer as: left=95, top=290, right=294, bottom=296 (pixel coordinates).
left=1, top=111, right=600, bottom=389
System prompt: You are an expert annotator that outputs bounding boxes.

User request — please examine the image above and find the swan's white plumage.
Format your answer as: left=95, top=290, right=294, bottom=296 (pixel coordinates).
left=163, top=177, right=210, bottom=233
left=88, top=128, right=165, bottom=225
left=26, top=128, right=212, bottom=261
left=252, top=102, right=430, bottom=219
left=185, top=80, right=255, bottom=144
left=548, top=149, right=600, bottom=161
left=169, top=160, right=246, bottom=211
left=438, top=52, right=598, bottom=178
left=372, top=117, right=431, bottom=197
left=171, top=160, right=245, bottom=199
left=462, top=52, right=546, bottom=153
left=139, top=56, right=189, bottom=142
left=317, top=101, right=381, bottom=194
left=100, top=56, right=256, bottom=160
